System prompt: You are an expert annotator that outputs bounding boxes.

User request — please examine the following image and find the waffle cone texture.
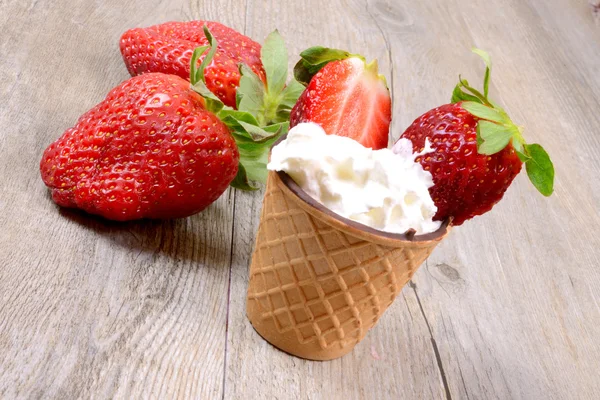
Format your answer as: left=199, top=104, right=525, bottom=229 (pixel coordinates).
left=247, top=171, right=450, bottom=360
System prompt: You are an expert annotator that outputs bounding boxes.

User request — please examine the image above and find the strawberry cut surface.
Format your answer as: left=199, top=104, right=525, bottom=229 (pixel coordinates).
left=290, top=57, right=391, bottom=150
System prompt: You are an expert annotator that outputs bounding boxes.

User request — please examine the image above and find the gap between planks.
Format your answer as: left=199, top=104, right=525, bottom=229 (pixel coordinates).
left=222, top=188, right=237, bottom=400
left=215, top=2, right=456, bottom=397
left=364, top=1, right=453, bottom=398
left=410, top=275, right=453, bottom=400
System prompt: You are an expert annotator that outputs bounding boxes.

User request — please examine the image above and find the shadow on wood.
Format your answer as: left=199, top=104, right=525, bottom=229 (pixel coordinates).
left=56, top=202, right=232, bottom=265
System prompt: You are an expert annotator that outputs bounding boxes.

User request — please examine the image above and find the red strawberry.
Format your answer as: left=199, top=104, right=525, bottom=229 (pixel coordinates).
left=290, top=48, right=391, bottom=150
left=400, top=49, right=554, bottom=225
left=40, top=73, right=239, bottom=221
left=120, top=21, right=265, bottom=108
left=41, top=27, right=299, bottom=221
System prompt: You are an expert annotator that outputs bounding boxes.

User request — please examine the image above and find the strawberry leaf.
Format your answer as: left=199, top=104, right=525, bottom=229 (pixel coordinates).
left=190, top=26, right=229, bottom=114
left=192, top=80, right=227, bottom=114
left=456, top=77, right=493, bottom=106
left=237, top=120, right=281, bottom=142
left=237, top=31, right=301, bottom=127
left=524, top=143, right=554, bottom=196
left=476, top=128, right=484, bottom=148
left=219, top=110, right=285, bottom=143
left=190, top=45, right=209, bottom=85
left=236, top=64, right=266, bottom=119
left=261, top=30, right=288, bottom=96
left=218, top=109, right=260, bottom=126
left=188, top=27, right=294, bottom=192
left=462, top=101, right=506, bottom=124
left=278, top=78, right=304, bottom=109
left=190, top=28, right=300, bottom=191
left=511, top=136, right=525, bottom=155
left=259, top=31, right=302, bottom=125
left=300, top=47, right=351, bottom=65
left=199, top=26, right=218, bottom=73
left=457, top=48, right=555, bottom=198
left=293, top=46, right=352, bottom=86
left=230, top=164, right=258, bottom=191
left=275, top=78, right=304, bottom=122
left=472, top=48, right=492, bottom=98
left=230, top=123, right=286, bottom=190
left=476, top=121, right=513, bottom=155
left=229, top=30, right=300, bottom=190
left=516, top=150, right=530, bottom=163
left=189, top=26, right=219, bottom=86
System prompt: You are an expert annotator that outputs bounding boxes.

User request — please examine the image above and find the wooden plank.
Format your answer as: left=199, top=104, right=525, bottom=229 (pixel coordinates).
left=0, top=0, right=246, bottom=398
left=224, top=1, right=449, bottom=399
left=375, top=0, right=600, bottom=398
left=226, top=0, right=600, bottom=399
left=0, top=0, right=599, bottom=398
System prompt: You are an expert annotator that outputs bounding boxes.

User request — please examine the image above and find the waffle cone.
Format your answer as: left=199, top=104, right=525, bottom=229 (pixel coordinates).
left=247, top=170, right=450, bottom=360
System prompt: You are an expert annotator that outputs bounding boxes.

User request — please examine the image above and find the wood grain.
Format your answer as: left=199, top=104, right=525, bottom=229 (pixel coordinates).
left=223, top=1, right=448, bottom=399
left=369, top=0, right=600, bottom=399
left=0, top=0, right=599, bottom=399
left=0, top=0, right=243, bottom=398
left=225, top=0, right=600, bottom=399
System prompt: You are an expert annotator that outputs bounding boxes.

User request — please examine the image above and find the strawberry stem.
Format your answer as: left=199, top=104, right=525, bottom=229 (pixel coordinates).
left=189, top=26, right=218, bottom=86
left=451, top=48, right=555, bottom=197
left=190, top=45, right=209, bottom=85
left=456, top=76, right=493, bottom=107
left=472, top=48, right=492, bottom=98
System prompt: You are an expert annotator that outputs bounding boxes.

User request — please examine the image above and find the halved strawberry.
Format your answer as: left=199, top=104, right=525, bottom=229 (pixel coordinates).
left=290, top=48, right=391, bottom=149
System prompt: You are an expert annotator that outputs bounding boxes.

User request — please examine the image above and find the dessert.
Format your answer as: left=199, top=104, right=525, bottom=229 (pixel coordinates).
left=245, top=48, right=553, bottom=360
left=38, top=18, right=554, bottom=360
left=267, top=122, right=441, bottom=235
left=246, top=169, right=449, bottom=360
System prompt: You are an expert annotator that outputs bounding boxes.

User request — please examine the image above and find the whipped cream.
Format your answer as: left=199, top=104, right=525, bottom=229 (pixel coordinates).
left=267, top=122, right=441, bottom=235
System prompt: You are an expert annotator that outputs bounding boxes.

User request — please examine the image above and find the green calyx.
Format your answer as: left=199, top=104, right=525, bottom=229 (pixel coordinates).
left=293, top=46, right=352, bottom=86
left=190, top=26, right=303, bottom=191
left=452, top=48, right=554, bottom=197
left=293, top=46, right=387, bottom=88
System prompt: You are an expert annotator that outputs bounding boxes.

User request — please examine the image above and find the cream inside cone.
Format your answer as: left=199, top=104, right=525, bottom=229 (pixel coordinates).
left=246, top=170, right=450, bottom=361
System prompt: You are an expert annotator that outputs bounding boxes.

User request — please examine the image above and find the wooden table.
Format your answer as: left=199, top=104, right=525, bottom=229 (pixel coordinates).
left=1, top=0, right=599, bottom=398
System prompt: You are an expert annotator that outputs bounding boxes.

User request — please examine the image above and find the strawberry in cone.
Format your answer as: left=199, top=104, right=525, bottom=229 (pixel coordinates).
left=246, top=47, right=554, bottom=360
left=400, top=49, right=554, bottom=225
